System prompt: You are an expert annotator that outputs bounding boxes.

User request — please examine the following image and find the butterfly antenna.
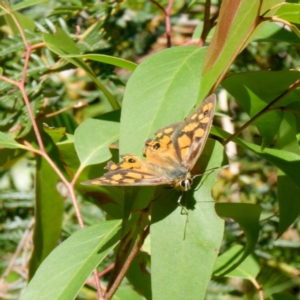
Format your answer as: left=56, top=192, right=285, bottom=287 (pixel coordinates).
left=192, top=166, right=220, bottom=180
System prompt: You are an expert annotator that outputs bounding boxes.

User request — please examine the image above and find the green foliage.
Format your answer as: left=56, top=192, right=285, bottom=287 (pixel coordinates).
left=1, top=0, right=300, bottom=299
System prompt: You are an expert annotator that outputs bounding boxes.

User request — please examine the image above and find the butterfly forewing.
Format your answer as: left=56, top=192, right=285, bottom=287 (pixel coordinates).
left=178, top=94, right=216, bottom=169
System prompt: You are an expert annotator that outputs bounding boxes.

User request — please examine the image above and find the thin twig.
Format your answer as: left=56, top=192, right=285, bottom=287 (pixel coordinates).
left=0, top=75, right=19, bottom=87
left=199, top=0, right=211, bottom=46
left=19, top=80, right=45, bottom=153
left=44, top=101, right=88, bottom=119
left=104, top=211, right=150, bottom=300
left=93, top=269, right=104, bottom=300
left=222, top=79, right=300, bottom=145
left=5, top=5, right=28, bottom=47
left=165, top=0, right=174, bottom=47
left=149, top=0, right=174, bottom=47
left=249, top=278, right=264, bottom=300
left=0, top=219, right=34, bottom=280
left=86, top=264, right=115, bottom=284
left=269, top=107, right=300, bottom=117
left=71, top=164, right=85, bottom=187
left=98, top=264, right=115, bottom=278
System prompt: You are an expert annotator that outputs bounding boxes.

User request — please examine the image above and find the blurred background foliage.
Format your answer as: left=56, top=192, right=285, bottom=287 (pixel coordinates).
left=0, top=0, right=300, bottom=299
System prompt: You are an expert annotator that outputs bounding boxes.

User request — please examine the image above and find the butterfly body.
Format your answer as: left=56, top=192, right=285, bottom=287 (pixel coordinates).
left=82, top=94, right=216, bottom=191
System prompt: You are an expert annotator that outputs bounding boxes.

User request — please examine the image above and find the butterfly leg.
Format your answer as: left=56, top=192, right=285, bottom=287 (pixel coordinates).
left=177, top=192, right=190, bottom=240
left=177, top=192, right=188, bottom=215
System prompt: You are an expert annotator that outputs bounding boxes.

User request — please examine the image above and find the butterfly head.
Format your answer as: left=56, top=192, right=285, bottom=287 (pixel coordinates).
left=173, top=172, right=192, bottom=191
left=180, top=177, right=192, bottom=191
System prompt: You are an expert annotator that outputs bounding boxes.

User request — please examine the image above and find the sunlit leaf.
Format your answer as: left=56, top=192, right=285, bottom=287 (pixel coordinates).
left=23, top=221, right=122, bottom=300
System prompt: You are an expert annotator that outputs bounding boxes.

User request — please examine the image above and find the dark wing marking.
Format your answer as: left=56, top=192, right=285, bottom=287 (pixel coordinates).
left=81, top=168, right=172, bottom=186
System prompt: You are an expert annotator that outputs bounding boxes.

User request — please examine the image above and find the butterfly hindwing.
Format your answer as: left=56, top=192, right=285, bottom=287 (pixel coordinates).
left=82, top=154, right=173, bottom=186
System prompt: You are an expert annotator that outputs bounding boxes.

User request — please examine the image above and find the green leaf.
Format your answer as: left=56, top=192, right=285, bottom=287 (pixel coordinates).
left=222, top=70, right=300, bottom=147
left=43, top=123, right=66, bottom=144
left=74, top=113, right=120, bottom=168
left=276, top=113, right=300, bottom=236
left=56, top=134, right=80, bottom=178
left=253, top=22, right=300, bottom=44
left=23, top=220, right=122, bottom=300
left=113, top=286, right=143, bottom=300
left=120, top=46, right=208, bottom=156
left=271, top=293, right=299, bottom=300
left=62, top=54, right=137, bottom=71
left=28, top=156, right=64, bottom=279
left=0, top=148, right=25, bottom=166
left=151, top=139, right=226, bottom=300
left=275, top=3, right=300, bottom=24
left=5, top=11, right=36, bottom=34
left=215, top=245, right=260, bottom=279
left=43, top=28, right=119, bottom=110
left=126, top=252, right=151, bottom=300
left=214, top=203, right=262, bottom=276
left=0, top=132, right=24, bottom=149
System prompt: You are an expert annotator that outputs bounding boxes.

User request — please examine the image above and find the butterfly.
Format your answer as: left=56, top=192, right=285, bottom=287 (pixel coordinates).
left=82, top=94, right=216, bottom=191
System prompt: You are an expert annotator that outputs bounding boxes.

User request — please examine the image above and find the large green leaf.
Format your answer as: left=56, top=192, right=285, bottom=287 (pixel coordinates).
left=23, top=220, right=122, bottom=300
left=28, top=156, right=64, bottom=280
left=151, top=139, right=226, bottom=300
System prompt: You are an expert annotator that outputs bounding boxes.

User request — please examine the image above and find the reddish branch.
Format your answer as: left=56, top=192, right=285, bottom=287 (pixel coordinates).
left=150, top=0, right=174, bottom=47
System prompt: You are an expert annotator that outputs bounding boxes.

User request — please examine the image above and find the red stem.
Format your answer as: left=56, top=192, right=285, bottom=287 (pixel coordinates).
left=149, top=0, right=174, bottom=47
